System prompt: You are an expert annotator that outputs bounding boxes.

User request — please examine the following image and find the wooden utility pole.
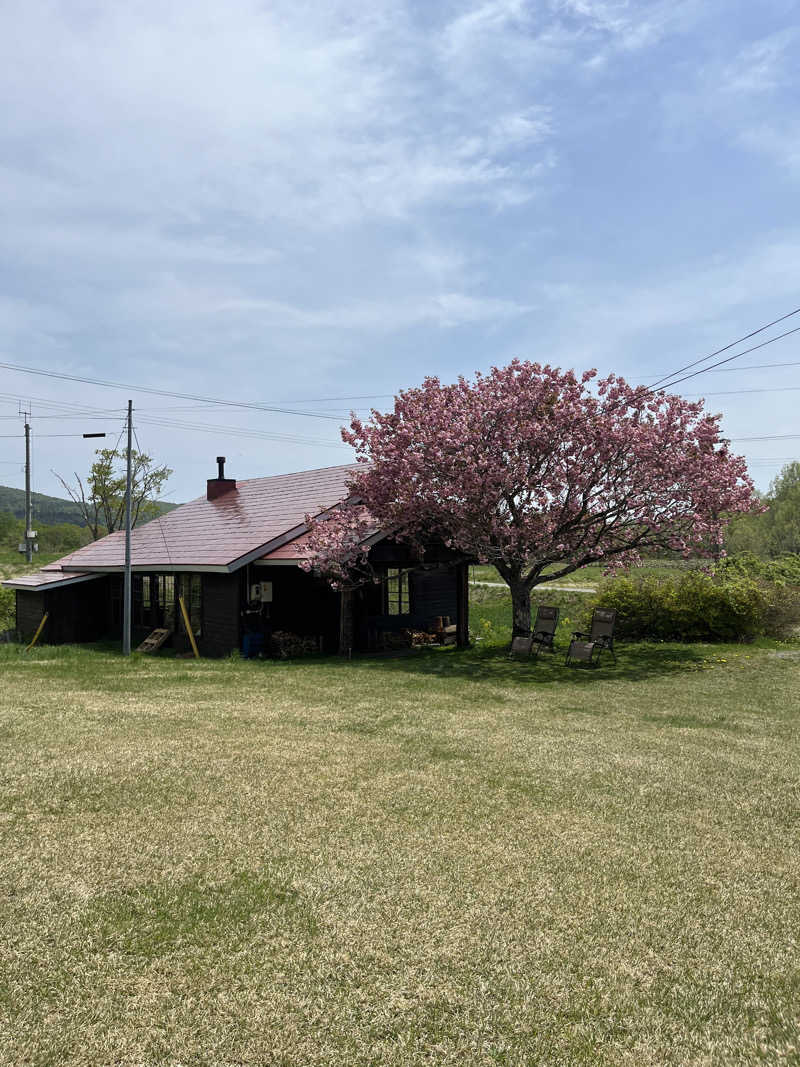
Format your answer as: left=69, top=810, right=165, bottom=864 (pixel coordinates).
left=122, top=400, right=133, bottom=656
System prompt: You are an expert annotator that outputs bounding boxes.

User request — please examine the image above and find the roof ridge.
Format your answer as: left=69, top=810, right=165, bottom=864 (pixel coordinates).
left=235, top=461, right=361, bottom=486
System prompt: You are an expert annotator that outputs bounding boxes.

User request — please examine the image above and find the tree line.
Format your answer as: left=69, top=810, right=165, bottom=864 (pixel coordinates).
left=726, top=462, right=800, bottom=557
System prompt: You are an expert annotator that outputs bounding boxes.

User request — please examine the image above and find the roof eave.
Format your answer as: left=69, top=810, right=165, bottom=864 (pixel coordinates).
left=1, top=572, right=101, bottom=592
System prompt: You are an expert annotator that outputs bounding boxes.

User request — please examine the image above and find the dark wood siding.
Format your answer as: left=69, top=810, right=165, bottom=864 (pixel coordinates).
left=356, top=563, right=465, bottom=650
left=252, top=567, right=340, bottom=654
left=200, top=573, right=241, bottom=657
left=15, top=591, right=47, bottom=642
left=410, top=566, right=459, bottom=624
left=16, top=578, right=114, bottom=645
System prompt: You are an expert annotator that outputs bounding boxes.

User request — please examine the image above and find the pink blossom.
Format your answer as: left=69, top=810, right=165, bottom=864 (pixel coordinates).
left=305, top=360, right=762, bottom=633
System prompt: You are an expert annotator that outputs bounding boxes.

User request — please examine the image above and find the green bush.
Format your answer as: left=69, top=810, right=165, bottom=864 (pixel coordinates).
left=591, top=569, right=800, bottom=642
left=717, top=552, right=800, bottom=585
left=36, top=522, right=91, bottom=555
left=0, top=585, right=15, bottom=634
left=0, top=511, right=91, bottom=556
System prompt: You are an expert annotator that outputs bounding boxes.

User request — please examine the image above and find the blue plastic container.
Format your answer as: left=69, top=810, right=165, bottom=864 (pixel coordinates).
left=242, top=632, right=266, bottom=659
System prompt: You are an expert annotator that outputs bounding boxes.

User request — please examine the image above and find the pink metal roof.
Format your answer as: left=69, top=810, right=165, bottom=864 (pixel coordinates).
left=2, top=570, right=97, bottom=591
left=261, top=530, right=315, bottom=560
left=37, top=463, right=361, bottom=574
left=259, top=511, right=383, bottom=563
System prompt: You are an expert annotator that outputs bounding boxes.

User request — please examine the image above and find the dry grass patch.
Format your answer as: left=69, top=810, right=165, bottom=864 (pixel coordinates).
left=0, top=638, right=799, bottom=1065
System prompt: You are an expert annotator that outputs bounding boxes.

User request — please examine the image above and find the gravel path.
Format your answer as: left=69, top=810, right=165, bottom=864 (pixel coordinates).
left=470, top=580, right=598, bottom=594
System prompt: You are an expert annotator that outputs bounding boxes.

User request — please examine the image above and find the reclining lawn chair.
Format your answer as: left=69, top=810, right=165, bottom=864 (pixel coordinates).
left=531, top=605, right=559, bottom=654
left=509, top=605, right=560, bottom=659
left=509, top=635, right=534, bottom=658
left=565, top=608, right=617, bottom=667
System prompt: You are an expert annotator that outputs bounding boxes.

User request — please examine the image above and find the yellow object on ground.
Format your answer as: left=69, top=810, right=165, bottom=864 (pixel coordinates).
left=25, top=612, right=49, bottom=652
left=178, top=596, right=200, bottom=659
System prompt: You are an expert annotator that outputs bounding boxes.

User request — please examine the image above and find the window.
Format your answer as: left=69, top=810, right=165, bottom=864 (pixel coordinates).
left=133, top=575, right=152, bottom=627
left=177, top=574, right=202, bottom=637
left=386, top=568, right=410, bottom=615
left=159, top=575, right=175, bottom=632
left=124, top=574, right=201, bottom=634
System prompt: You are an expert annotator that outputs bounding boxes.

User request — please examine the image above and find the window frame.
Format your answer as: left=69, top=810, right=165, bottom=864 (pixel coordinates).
left=385, top=567, right=411, bottom=616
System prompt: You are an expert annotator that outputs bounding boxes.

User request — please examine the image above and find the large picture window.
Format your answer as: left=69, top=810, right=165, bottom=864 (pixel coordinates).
left=385, top=568, right=410, bottom=615
left=130, top=573, right=201, bottom=636
left=177, top=574, right=202, bottom=637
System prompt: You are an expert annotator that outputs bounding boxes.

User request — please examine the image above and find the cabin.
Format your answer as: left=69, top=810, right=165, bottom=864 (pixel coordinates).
left=2, top=460, right=470, bottom=656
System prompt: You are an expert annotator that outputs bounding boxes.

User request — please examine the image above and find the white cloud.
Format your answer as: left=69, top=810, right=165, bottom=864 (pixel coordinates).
left=661, top=27, right=800, bottom=174
left=0, top=0, right=794, bottom=499
left=718, top=29, right=798, bottom=97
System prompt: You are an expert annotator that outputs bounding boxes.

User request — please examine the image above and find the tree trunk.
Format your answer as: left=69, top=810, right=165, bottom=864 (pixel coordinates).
left=510, top=582, right=531, bottom=637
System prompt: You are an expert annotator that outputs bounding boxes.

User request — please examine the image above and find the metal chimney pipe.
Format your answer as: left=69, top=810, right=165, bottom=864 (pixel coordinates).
left=207, top=457, right=236, bottom=500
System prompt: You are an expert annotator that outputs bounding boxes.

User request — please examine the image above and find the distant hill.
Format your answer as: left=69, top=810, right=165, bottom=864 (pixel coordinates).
left=0, top=486, right=179, bottom=527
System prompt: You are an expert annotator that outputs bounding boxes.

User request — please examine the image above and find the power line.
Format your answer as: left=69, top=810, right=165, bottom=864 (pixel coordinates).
left=0, top=359, right=344, bottom=421
left=0, top=432, right=113, bottom=438
left=0, top=405, right=358, bottom=431
left=652, top=324, right=800, bottom=393
left=134, top=411, right=348, bottom=447
left=0, top=413, right=123, bottom=419
left=682, top=385, right=800, bottom=398
left=133, top=394, right=395, bottom=411
left=730, top=434, right=800, bottom=442
left=647, top=306, right=800, bottom=391
left=644, top=360, right=800, bottom=379
left=0, top=389, right=350, bottom=448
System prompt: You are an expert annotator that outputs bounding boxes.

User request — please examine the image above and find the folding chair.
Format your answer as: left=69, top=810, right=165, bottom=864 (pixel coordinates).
left=509, top=635, right=535, bottom=659
left=566, top=608, right=617, bottom=667
left=531, top=605, right=559, bottom=654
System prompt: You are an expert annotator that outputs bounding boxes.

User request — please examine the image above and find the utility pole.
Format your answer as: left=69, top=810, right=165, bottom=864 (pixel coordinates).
left=24, top=419, right=33, bottom=563
left=122, top=399, right=133, bottom=656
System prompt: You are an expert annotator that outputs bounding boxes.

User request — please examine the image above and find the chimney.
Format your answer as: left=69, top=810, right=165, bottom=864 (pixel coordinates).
left=207, top=456, right=237, bottom=501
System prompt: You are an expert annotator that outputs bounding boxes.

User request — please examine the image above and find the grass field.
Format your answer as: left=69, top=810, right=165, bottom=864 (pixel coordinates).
left=469, top=560, right=706, bottom=588
left=2, top=583, right=799, bottom=1066
left=0, top=547, right=61, bottom=581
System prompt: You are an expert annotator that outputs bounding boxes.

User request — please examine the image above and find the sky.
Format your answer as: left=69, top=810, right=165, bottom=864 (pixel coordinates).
left=1, top=0, right=799, bottom=504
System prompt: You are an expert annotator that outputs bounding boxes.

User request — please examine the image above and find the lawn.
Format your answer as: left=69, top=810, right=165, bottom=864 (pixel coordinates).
left=469, top=560, right=705, bottom=589
left=470, top=562, right=605, bottom=587
left=1, top=593, right=799, bottom=1064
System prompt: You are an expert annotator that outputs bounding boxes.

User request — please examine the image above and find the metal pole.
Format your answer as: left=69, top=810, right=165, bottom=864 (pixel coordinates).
left=24, top=422, right=32, bottom=563
left=122, top=400, right=133, bottom=656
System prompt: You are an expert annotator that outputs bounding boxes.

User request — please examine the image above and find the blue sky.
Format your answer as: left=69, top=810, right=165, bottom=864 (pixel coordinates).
left=1, top=0, right=799, bottom=502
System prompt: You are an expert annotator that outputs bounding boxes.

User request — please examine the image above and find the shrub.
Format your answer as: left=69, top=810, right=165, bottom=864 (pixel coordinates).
left=591, top=569, right=800, bottom=642
left=0, top=585, right=14, bottom=634
left=717, top=552, right=800, bottom=586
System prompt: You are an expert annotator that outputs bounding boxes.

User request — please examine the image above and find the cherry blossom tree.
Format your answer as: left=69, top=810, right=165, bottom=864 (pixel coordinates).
left=304, top=361, right=760, bottom=636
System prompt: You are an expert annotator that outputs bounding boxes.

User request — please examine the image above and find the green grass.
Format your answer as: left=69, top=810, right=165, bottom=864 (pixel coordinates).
left=0, top=547, right=61, bottom=580
left=470, top=562, right=606, bottom=586
left=1, top=603, right=800, bottom=1064
left=469, top=560, right=706, bottom=588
